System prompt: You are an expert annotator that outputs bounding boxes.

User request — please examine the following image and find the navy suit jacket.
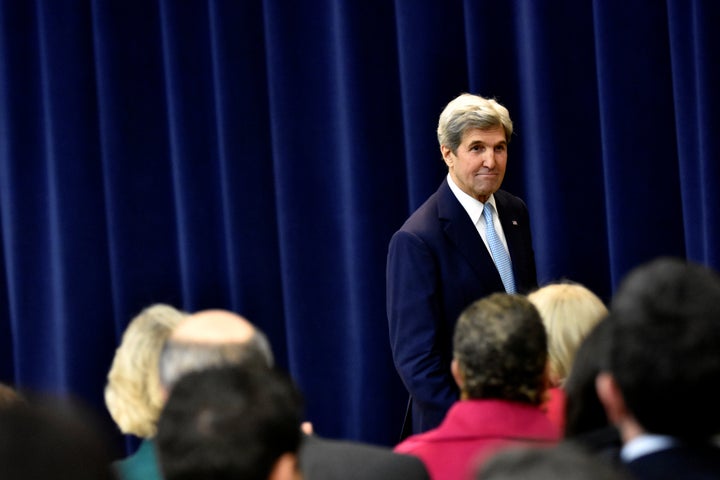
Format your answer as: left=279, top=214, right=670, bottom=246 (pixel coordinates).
left=387, top=179, right=537, bottom=434
left=627, top=445, right=720, bottom=480
left=625, top=443, right=720, bottom=479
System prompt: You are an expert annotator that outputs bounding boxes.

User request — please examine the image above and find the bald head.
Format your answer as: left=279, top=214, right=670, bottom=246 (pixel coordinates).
left=171, top=310, right=256, bottom=344
left=159, top=309, right=274, bottom=389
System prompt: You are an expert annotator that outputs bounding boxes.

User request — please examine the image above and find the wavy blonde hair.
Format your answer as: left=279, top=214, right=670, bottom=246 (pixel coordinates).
left=528, top=283, right=607, bottom=385
left=105, top=304, right=185, bottom=437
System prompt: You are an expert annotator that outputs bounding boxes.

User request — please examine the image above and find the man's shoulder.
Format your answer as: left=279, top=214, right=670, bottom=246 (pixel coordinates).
left=626, top=443, right=720, bottom=478
left=402, top=186, right=445, bottom=225
left=300, top=435, right=430, bottom=480
left=394, top=180, right=456, bottom=236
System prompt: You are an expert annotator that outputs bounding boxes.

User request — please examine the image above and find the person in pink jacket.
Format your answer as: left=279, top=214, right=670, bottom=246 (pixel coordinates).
left=395, top=293, right=560, bottom=480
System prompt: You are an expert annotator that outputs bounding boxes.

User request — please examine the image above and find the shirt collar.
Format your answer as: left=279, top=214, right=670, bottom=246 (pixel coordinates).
left=446, top=173, right=497, bottom=225
left=621, top=434, right=678, bottom=462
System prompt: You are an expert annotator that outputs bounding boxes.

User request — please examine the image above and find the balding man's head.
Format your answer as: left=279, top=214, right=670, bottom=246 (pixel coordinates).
left=170, top=310, right=256, bottom=344
left=159, top=309, right=274, bottom=389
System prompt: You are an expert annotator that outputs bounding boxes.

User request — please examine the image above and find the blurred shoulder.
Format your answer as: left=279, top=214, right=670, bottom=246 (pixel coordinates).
left=300, top=435, right=429, bottom=480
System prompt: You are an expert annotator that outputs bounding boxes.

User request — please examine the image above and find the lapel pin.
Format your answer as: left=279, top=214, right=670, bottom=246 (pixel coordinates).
left=512, top=220, right=518, bottom=225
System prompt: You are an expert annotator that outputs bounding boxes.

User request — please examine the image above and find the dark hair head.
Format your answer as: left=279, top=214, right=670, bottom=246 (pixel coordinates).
left=157, top=366, right=303, bottom=480
left=0, top=399, right=115, bottom=480
left=453, top=293, right=547, bottom=404
left=476, top=443, right=630, bottom=480
left=563, top=319, right=612, bottom=437
left=608, top=257, right=720, bottom=438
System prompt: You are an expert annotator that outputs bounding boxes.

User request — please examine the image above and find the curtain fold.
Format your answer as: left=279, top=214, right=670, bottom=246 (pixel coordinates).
left=667, top=0, right=720, bottom=267
left=1, top=0, right=718, bottom=447
left=595, top=1, right=687, bottom=288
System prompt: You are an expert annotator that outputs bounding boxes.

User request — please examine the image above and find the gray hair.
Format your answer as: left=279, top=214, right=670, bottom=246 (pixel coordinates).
left=158, top=328, right=274, bottom=389
left=437, top=93, right=513, bottom=153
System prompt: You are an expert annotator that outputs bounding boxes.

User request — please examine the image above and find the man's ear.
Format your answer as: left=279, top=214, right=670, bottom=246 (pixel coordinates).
left=451, top=358, right=464, bottom=390
left=268, top=453, right=300, bottom=480
left=440, top=145, right=453, bottom=167
left=595, top=372, right=627, bottom=426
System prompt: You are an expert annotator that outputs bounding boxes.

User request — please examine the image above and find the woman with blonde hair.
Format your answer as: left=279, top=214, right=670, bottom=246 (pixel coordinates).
left=105, top=303, right=186, bottom=480
left=527, top=282, right=607, bottom=431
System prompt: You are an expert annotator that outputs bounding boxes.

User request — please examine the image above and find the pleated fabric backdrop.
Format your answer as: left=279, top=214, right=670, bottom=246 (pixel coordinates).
left=0, top=0, right=718, bottom=449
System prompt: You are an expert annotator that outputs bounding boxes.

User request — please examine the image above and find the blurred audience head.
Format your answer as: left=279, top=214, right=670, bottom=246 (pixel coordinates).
left=0, top=382, right=24, bottom=409
left=528, top=282, right=608, bottom=386
left=157, top=366, right=303, bottom=480
left=476, top=443, right=629, bottom=480
left=159, top=309, right=273, bottom=390
left=452, top=293, right=547, bottom=405
left=597, top=257, right=720, bottom=440
left=0, top=399, right=115, bottom=480
left=563, top=319, right=613, bottom=437
left=105, top=303, right=186, bottom=437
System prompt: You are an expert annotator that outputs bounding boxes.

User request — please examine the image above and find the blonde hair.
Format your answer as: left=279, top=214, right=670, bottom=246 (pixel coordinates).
left=104, top=304, right=185, bottom=437
left=528, top=283, right=607, bottom=385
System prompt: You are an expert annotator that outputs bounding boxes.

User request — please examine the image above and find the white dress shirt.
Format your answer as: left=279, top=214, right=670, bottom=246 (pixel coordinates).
left=446, top=173, right=510, bottom=255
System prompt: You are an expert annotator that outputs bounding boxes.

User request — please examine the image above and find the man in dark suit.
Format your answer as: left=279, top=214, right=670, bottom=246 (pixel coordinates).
left=387, top=93, right=537, bottom=435
left=595, top=258, right=720, bottom=479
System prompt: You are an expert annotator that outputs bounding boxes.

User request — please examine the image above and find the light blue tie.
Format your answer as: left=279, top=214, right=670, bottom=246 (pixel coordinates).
left=482, top=203, right=516, bottom=294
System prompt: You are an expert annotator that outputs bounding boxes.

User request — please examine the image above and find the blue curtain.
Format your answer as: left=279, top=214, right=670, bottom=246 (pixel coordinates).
left=1, top=0, right=718, bottom=448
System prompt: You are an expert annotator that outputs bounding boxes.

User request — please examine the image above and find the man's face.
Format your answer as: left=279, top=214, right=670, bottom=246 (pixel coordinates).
left=442, top=126, right=507, bottom=203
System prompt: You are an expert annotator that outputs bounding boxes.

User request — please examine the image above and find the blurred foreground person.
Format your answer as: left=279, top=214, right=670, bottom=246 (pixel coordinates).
left=159, top=309, right=429, bottom=480
left=157, top=366, right=303, bottom=480
left=563, top=320, right=622, bottom=463
left=596, top=258, right=720, bottom=479
left=528, top=282, right=607, bottom=430
left=476, top=443, right=630, bottom=480
left=0, top=399, right=115, bottom=480
left=0, top=382, right=24, bottom=409
left=105, top=303, right=186, bottom=480
left=395, top=294, right=559, bottom=479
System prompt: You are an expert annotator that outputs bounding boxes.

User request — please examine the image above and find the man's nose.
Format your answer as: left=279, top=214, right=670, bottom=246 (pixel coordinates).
left=482, top=150, right=495, bottom=168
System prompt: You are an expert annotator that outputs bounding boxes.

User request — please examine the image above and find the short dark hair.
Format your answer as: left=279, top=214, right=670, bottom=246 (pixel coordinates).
left=453, top=293, right=547, bottom=404
left=157, top=366, right=303, bottom=480
left=563, top=319, right=612, bottom=437
left=0, top=399, right=115, bottom=480
left=607, top=257, right=720, bottom=438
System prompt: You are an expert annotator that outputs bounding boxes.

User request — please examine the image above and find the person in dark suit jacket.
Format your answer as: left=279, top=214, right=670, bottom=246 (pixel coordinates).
left=387, top=93, right=538, bottom=435
left=300, top=434, right=429, bottom=480
left=595, top=258, right=720, bottom=479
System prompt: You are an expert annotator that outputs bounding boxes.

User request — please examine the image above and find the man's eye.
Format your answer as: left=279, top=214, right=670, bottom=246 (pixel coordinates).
left=495, top=145, right=506, bottom=152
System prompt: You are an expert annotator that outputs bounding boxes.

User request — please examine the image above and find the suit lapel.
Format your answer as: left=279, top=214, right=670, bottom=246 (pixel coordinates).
left=436, top=180, right=502, bottom=284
